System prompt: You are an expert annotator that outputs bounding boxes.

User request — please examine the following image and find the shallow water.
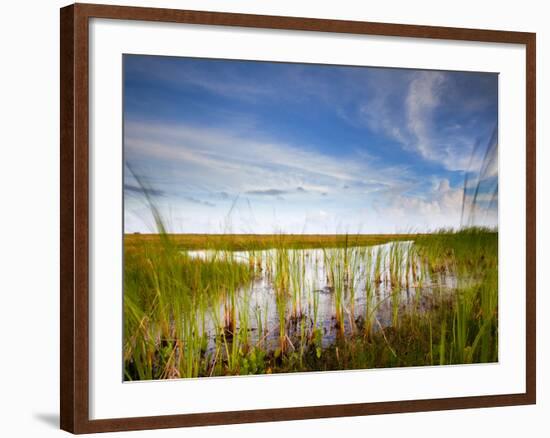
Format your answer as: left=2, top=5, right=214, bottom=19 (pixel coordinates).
left=187, top=241, right=457, bottom=353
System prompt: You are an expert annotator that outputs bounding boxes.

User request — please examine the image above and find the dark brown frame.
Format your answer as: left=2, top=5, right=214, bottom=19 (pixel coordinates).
left=60, top=2, right=536, bottom=434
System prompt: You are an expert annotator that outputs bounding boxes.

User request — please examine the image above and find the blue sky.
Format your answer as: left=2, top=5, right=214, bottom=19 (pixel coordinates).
left=123, top=55, right=498, bottom=234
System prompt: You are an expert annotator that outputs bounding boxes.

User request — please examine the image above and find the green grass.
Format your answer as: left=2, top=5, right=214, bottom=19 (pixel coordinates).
left=124, top=228, right=498, bottom=380
left=125, top=233, right=416, bottom=251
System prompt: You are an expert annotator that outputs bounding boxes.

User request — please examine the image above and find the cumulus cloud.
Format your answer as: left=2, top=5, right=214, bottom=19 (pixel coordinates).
left=376, top=177, right=497, bottom=231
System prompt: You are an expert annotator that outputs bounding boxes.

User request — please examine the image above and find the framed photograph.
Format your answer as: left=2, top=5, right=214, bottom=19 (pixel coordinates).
left=60, top=3, right=536, bottom=434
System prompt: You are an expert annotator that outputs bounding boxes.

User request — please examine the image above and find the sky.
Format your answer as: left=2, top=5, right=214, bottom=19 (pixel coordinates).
left=123, top=55, right=498, bottom=234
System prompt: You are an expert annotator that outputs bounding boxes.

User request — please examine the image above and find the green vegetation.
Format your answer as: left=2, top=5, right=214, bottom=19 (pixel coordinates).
left=124, top=228, right=498, bottom=380
left=125, top=233, right=415, bottom=252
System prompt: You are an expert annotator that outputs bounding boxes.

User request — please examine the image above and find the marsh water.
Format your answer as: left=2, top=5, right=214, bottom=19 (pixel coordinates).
left=187, top=241, right=459, bottom=354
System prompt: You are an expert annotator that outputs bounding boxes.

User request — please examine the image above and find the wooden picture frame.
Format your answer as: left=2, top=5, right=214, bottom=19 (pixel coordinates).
left=60, top=2, right=536, bottom=434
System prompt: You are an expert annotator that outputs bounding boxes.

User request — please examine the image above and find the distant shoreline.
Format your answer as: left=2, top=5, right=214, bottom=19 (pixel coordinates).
left=124, top=230, right=496, bottom=251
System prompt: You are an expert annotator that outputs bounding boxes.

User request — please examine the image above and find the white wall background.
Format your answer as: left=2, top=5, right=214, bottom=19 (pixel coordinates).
left=0, top=0, right=547, bottom=436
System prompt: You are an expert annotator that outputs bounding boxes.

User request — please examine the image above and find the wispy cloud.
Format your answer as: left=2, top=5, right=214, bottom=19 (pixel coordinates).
left=125, top=56, right=278, bottom=103
left=358, top=70, right=497, bottom=172
left=246, top=189, right=288, bottom=196
left=123, top=55, right=498, bottom=233
left=124, top=184, right=164, bottom=197
left=406, top=72, right=446, bottom=160
left=124, top=120, right=415, bottom=195
left=183, top=196, right=215, bottom=207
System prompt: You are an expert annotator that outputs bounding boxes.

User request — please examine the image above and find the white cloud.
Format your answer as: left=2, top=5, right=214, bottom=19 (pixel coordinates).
left=406, top=71, right=445, bottom=158
left=124, top=120, right=414, bottom=196
left=124, top=120, right=430, bottom=233
left=359, top=70, right=495, bottom=173
left=403, top=71, right=485, bottom=171
left=123, top=116, right=497, bottom=233
left=374, top=178, right=497, bottom=231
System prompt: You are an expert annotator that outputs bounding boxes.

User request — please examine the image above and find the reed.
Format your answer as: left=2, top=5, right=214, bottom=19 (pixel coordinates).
left=124, top=227, right=498, bottom=379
